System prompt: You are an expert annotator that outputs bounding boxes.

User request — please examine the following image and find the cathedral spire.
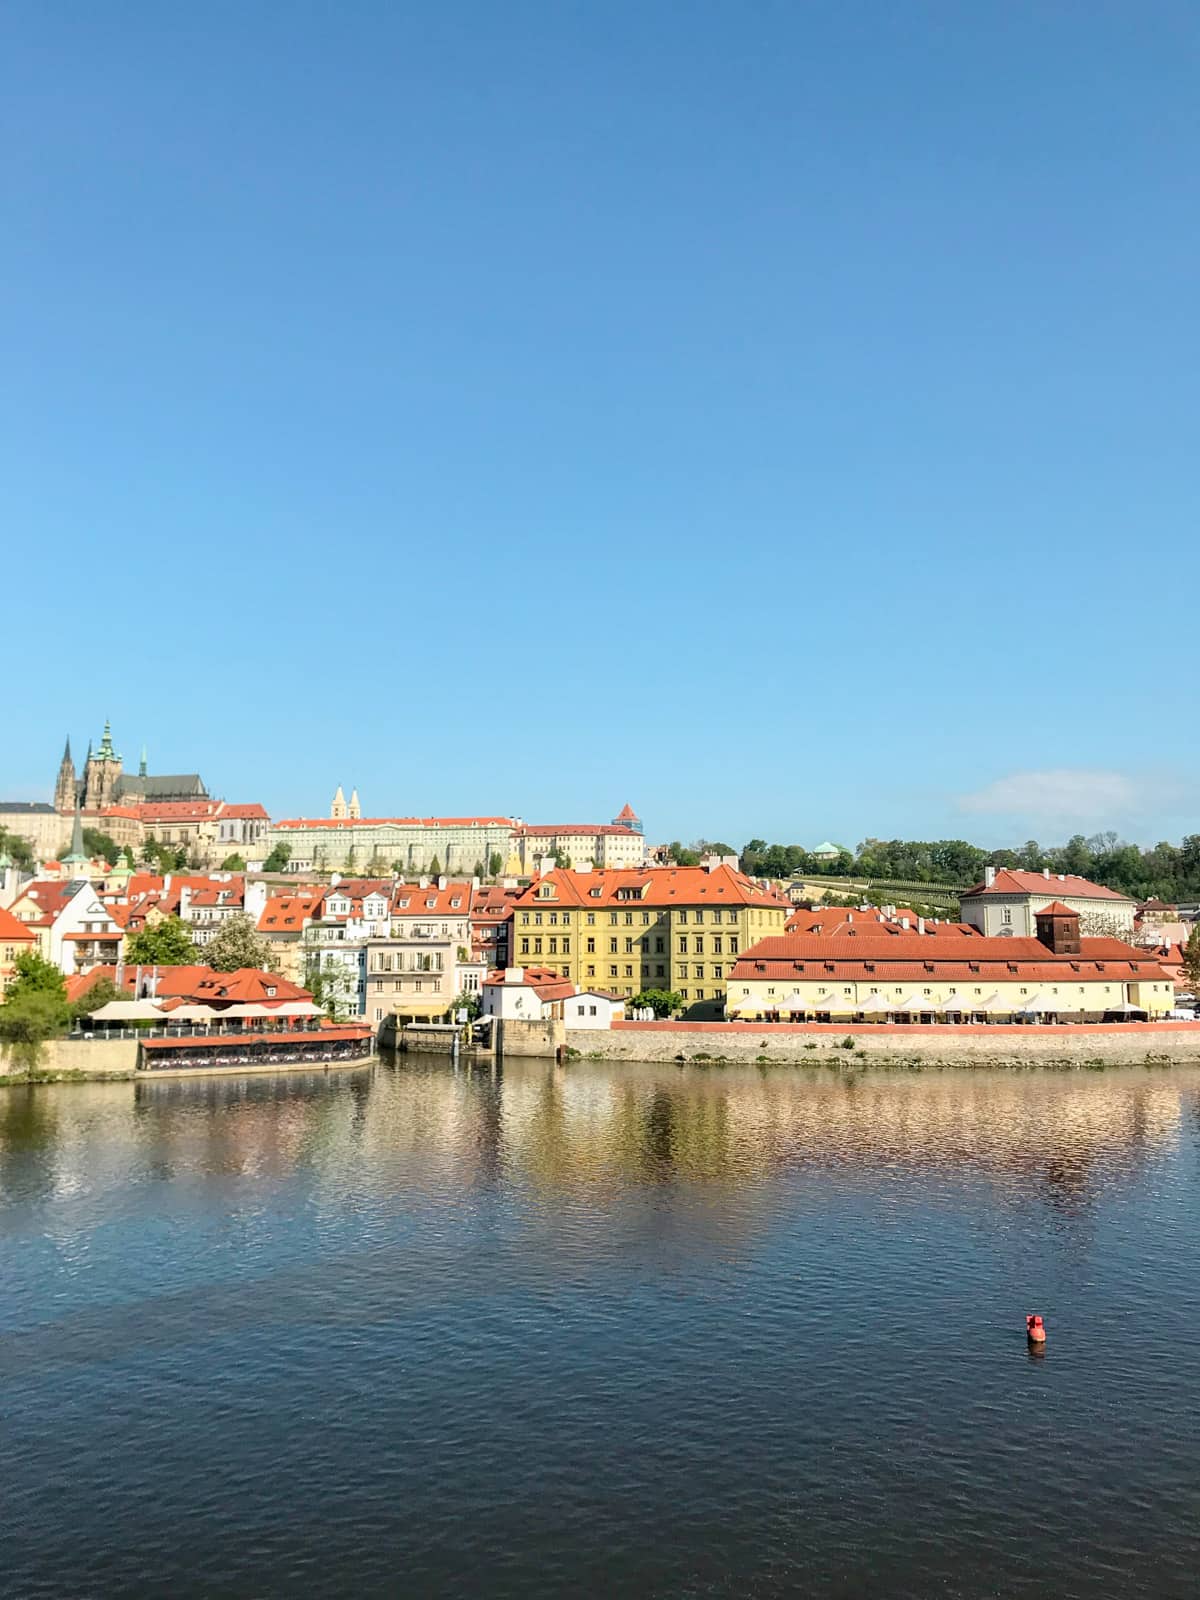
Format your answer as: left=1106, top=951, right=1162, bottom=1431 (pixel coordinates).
left=62, top=807, right=88, bottom=871
left=62, top=735, right=72, bottom=764
left=139, top=744, right=148, bottom=777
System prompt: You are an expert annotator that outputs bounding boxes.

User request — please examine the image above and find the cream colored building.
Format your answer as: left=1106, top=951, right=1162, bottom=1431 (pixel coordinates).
left=508, top=824, right=645, bottom=874
left=728, top=905, right=1174, bottom=1020
left=960, top=867, right=1136, bottom=938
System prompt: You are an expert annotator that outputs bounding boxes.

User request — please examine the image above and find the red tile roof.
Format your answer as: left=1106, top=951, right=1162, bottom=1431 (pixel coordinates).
left=1036, top=901, right=1079, bottom=917
left=273, top=816, right=517, bottom=830
left=514, top=824, right=640, bottom=838
left=484, top=966, right=577, bottom=1003
left=513, top=865, right=785, bottom=911
left=390, top=880, right=473, bottom=916
left=615, top=803, right=639, bottom=822
left=218, top=803, right=269, bottom=820
left=963, top=870, right=1131, bottom=902
left=0, top=905, right=37, bottom=945
left=731, top=931, right=1171, bottom=986
left=258, top=892, right=324, bottom=932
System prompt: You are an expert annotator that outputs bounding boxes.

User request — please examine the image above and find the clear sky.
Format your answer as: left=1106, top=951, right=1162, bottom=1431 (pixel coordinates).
left=4, top=2, right=1197, bottom=850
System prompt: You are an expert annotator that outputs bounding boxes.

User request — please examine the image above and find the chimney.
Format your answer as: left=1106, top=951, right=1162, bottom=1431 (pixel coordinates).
left=1043, top=866, right=1051, bottom=879
left=917, top=917, right=926, bottom=935
left=437, top=875, right=447, bottom=890
left=984, top=866, right=996, bottom=888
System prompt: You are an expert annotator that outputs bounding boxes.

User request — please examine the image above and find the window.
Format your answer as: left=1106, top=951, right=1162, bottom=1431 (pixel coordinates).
left=534, top=937, right=543, bottom=954
left=711, top=909, right=722, bottom=924
left=586, top=912, right=595, bottom=925
left=624, top=965, right=633, bottom=977
left=562, top=937, right=570, bottom=954
left=609, top=966, right=618, bottom=978
left=713, top=935, right=723, bottom=954
left=730, top=938, right=739, bottom=955
left=549, top=937, right=558, bottom=954
left=625, top=912, right=633, bottom=925
left=609, top=912, right=618, bottom=925
left=694, top=910, right=703, bottom=924
left=1003, top=908, right=1012, bottom=925
left=656, top=964, right=665, bottom=978
left=609, top=937, right=618, bottom=954
left=655, top=937, right=664, bottom=953
left=625, top=938, right=634, bottom=954
left=693, top=936, right=703, bottom=953
left=589, top=1005, right=597, bottom=1017
left=678, top=911, right=688, bottom=924
left=535, top=912, right=542, bottom=925
left=587, top=965, right=596, bottom=978
left=586, top=937, right=595, bottom=953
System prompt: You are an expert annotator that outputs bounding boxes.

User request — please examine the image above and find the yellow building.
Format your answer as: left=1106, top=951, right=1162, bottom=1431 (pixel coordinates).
left=510, top=866, right=788, bottom=1016
left=727, top=904, right=1176, bottom=1021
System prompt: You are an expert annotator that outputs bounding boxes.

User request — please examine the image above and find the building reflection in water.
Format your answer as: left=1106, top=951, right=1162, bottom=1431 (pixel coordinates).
left=0, top=1061, right=1195, bottom=1219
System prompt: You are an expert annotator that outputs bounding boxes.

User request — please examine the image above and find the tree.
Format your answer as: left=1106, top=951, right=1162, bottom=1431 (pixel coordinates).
left=550, top=847, right=573, bottom=870
left=0, top=952, right=71, bottom=1065
left=81, top=827, right=120, bottom=865
left=668, top=842, right=700, bottom=867
left=0, top=825, right=35, bottom=871
left=204, top=914, right=272, bottom=973
left=262, top=842, right=291, bottom=873
left=220, top=852, right=246, bottom=871
left=126, top=916, right=196, bottom=966
left=631, top=988, right=682, bottom=1018
left=1183, top=926, right=1200, bottom=995
left=473, top=860, right=484, bottom=880
left=70, top=975, right=122, bottom=1020
left=429, top=854, right=442, bottom=876
left=489, top=851, right=503, bottom=877
left=453, top=989, right=481, bottom=1021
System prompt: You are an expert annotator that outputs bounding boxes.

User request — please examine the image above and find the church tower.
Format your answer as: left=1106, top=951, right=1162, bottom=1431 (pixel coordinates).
left=331, top=785, right=347, bottom=819
left=54, top=737, right=77, bottom=814
left=348, top=788, right=361, bottom=819
left=81, top=719, right=124, bottom=810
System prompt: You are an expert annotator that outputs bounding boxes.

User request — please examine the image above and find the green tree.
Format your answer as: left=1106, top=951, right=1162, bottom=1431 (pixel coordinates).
left=452, top=989, right=482, bottom=1021
left=80, top=827, right=121, bottom=864
left=429, top=854, right=442, bottom=876
left=204, top=914, right=272, bottom=973
left=0, top=952, right=71, bottom=1068
left=489, top=851, right=503, bottom=876
left=631, top=988, right=682, bottom=1018
left=668, top=842, right=701, bottom=867
left=1183, top=926, right=1200, bottom=995
left=550, top=847, right=573, bottom=870
left=473, top=860, right=484, bottom=880
left=125, top=916, right=196, bottom=966
left=0, top=825, right=35, bottom=871
left=220, top=852, right=247, bottom=871
left=70, top=975, right=122, bottom=1020
left=262, top=842, right=291, bottom=873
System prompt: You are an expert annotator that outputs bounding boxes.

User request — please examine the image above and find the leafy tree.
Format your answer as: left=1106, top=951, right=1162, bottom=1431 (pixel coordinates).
left=123, top=845, right=136, bottom=867
left=452, top=989, right=481, bottom=1021
left=550, top=847, right=573, bottom=870
left=80, top=827, right=120, bottom=864
left=70, top=975, right=122, bottom=1019
left=220, top=852, right=246, bottom=871
left=204, top=914, right=272, bottom=973
left=0, top=825, right=35, bottom=871
left=429, top=854, right=442, bottom=876
left=489, top=851, right=503, bottom=876
left=1183, top=926, right=1200, bottom=995
left=667, top=842, right=701, bottom=867
left=473, top=860, right=484, bottom=880
left=0, top=952, right=71, bottom=1062
left=262, top=842, right=291, bottom=873
left=126, top=915, right=196, bottom=966
left=0, top=990, right=72, bottom=1051
left=631, top=988, right=682, bottom=1018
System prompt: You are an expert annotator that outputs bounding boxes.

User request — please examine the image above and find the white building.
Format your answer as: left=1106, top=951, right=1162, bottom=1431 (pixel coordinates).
left=960, top=867, right=1136, bottom=938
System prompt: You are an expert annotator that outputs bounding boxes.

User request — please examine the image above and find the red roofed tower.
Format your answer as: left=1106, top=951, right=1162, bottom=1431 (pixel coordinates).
left=613, top=802, right=642, bottom=835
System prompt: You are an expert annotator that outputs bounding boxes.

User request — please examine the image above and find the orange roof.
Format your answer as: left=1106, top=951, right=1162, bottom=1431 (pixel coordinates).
left=483, top=965, right=577, bottom=1003
left=1037, top=901, right=1079, bottom=917
left=515, top=823, right=640, bottom=838
left=77, top=964, right=309, bottom=1005
left=512, top=865, right=784, bottom=911
left=218, top=803, right=269, bottom=820
left=0, top=905, right=37, bottom=945
left=137, top=802, right=221, bottom=822
left=731, top=931, right=1171, bottom=986
left=390, top=880, right=473, bottom=916
left=615, top=803, right=639, bottom=821
left=258, top=891, right=324, bottom=932
left=273, top=815, right=516, bottom=830
left=964, top=870, right=1131, bottom=903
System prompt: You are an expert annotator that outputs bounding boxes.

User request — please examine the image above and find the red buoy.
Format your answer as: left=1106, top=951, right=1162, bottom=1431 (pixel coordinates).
left=1026, top=1313, right=1046, bottom=1343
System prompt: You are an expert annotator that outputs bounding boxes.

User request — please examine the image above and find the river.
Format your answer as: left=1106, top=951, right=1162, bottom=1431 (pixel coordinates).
left=2, top=1058, right=1198, bottom=1598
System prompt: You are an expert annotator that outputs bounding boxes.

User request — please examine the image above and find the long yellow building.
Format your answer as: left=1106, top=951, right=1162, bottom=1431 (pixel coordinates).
left=510, top=866, right=788, bottom=1016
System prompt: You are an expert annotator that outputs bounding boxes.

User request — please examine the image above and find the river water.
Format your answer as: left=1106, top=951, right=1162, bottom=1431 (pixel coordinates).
left=2, top=1058, right=1198, bottom=1598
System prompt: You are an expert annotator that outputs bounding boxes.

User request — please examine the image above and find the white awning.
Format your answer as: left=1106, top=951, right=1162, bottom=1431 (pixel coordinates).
left=857, top=992, right=893, bottom=1013
left=979, top=993, right=1014, bottom=1013
left=780, top=992, right=807, bottom=1011
left=89, top=999, right=165, bottom=1021
left=813, top=993, right=854, bottom=1013
left=1017, top=993, right=1056, bottom=1014
left=940, top=992, right=971, bottom=1012
left=897, top=994, right=932, bottom=1012
left=272, top=1000, right=324, bottom=1016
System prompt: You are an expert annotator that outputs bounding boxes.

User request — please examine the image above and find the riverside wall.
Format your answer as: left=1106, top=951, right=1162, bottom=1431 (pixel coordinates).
left=564, top=1021, right=1200, bottom=1068
left=1, top=1037, right=138, bottom=1077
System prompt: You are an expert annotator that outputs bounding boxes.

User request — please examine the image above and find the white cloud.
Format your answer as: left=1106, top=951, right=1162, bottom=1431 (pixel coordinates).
left=956, top=769, right=1147, bottom=828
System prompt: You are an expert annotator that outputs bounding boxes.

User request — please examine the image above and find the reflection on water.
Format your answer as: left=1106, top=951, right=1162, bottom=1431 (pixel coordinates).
left=2, top=1061, right=1200, bottom=1599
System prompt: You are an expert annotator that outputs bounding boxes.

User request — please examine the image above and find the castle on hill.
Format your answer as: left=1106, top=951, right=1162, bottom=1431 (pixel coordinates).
left=54, top=720, right=209, bottom=813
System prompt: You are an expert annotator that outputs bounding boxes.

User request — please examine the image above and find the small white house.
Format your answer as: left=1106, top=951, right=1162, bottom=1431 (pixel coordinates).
left=564, top=990, right=626, bottom=1029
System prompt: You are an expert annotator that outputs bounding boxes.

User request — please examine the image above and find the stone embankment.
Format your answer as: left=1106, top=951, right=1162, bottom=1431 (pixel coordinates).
left=565, top=1021, right=1200, bottom=1069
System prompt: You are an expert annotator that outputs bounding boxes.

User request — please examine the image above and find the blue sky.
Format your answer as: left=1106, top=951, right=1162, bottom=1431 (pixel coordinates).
left=4, top=2, right=1197, bottom=849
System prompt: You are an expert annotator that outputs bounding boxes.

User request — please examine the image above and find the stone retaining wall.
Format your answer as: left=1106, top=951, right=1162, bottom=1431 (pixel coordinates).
left=565, top=1022, right=1200, bottom=1068
left=0, top=1037, right=138, bottom=1076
